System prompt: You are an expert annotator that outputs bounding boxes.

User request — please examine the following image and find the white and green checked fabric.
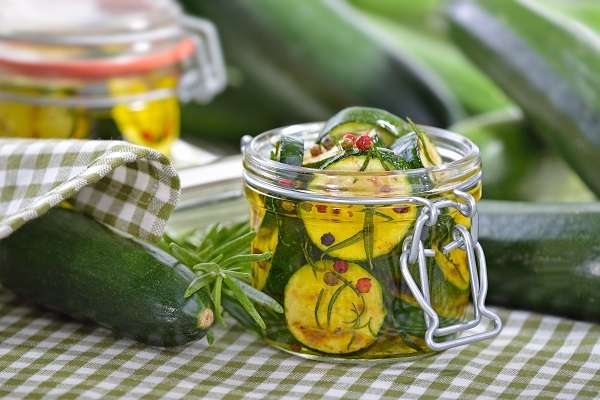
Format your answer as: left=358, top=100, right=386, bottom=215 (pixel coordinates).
left=0, top=292, right=598, bottom=400
left=0, top=139, right=180, bottom=241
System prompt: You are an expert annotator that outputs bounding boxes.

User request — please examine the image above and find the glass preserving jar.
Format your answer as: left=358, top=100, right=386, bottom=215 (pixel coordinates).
left=0, top=0, right=226, bottom=155
left=242, top=122, right=502, bottom=362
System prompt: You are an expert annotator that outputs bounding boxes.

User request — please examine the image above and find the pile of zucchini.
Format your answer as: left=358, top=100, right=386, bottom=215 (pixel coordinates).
left=3, top=0, right=600, bottom=349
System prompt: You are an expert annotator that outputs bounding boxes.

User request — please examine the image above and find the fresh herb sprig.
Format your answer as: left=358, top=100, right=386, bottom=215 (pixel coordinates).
left=161, top=222, right=282, bottom=344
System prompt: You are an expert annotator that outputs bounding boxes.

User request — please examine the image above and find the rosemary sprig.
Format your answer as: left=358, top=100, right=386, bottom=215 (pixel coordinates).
left=162, top=222, right=283, bottom=343
left=363, top=208, right=375, bottom=269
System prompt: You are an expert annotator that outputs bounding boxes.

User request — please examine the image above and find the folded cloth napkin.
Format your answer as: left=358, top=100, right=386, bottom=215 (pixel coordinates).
left=0, top=139, right=180, bottom=241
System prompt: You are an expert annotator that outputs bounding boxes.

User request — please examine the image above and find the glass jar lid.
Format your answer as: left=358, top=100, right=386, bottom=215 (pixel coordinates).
left=0, top=0, right=225, bottom=103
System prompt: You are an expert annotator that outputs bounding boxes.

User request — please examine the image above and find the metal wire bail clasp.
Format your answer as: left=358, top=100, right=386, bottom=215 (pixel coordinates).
left=180, top=16, right=227, bottom=103
left=399, top=190, right=502, bottom=351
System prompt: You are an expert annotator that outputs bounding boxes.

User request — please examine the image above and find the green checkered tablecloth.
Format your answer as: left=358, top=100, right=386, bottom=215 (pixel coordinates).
left=1, top=140, right=599, bottom=399
left=0, top=292, right=598, bottom=400
left=0, top=139, right=180, bottom=241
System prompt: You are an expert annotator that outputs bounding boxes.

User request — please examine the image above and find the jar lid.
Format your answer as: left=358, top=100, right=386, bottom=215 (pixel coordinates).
left=0, top=0, right=225, bottom=102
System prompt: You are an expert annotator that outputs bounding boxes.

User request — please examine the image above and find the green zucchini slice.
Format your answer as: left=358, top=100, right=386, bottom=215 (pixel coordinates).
left=319, top=107, right=408, bottom=146
left=391, top=129, right=442, bottom=169
left=302, top=146, right=345, bottom=169
left=275, top=135, right=304, bottom=166
left=284, top=260, right=385, bottom=354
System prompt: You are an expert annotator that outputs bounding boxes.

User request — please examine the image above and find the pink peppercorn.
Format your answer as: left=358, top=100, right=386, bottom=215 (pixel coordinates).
left=356, top=278, right=372, bottom=293
left=280, top=178, right=294, bottom=187
left=333, top=260, right=348, bottom=273
left=355, top=135, right=373, bottom=151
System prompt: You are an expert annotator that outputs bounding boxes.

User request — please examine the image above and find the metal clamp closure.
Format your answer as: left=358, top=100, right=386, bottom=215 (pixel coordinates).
left=180, top=16, right=227, bottom=103
left=400, top=190, right=502, bottom=351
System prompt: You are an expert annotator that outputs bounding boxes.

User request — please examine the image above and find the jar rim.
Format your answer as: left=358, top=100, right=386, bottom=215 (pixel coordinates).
left=243, top=121, right=481, bottom=200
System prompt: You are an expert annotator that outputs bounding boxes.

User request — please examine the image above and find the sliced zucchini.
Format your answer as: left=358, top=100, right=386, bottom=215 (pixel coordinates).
left=391, top=129, right=442, bottom=169
left=302, top=155, right=416, bottom=261
left=391, top=297, right=464, bottom=336
left=302, top=145, right=345, bottom=169
left=417, top=129, right=443, bottom=167
left=428, top=213, right=470, bottom=290
left=432, top=244, right=469, bottom=290
left=276, top=135, right=304, bottom=166
left=251, top=211, right=279, bottom=290
left=284, top=260, right=385, bottom=354
left=262, top=214, right=308, bottom=299
left=308, top=154, right=412, bottom=194
left=319, top=107, right=409, bottom=146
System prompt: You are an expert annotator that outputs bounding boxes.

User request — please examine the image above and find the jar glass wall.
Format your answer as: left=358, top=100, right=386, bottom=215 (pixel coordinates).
left=243, top=122, right=483, bottom=361
left=0, top=67, right=181, bottom=154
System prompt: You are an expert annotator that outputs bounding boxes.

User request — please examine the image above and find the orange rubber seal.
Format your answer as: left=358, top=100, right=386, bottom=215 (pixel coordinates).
left=0, top=37, right=196, bottom=79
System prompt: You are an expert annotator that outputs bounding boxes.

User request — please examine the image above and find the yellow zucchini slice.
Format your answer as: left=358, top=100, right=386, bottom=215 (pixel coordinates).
left=109, top=76, right=179, bottom=155
left=246, top=189, right=279, bottom=290
left=301, top=156, right=416, bottom=261
left=284, top=260, right=385, bottom=354
left=0, top=102, right=88, bottom=139
left=251, top=213, right=279, bottom=290
left=432, top=243, right=470, bottom=291
left=416, top=129, right=442, bottom=167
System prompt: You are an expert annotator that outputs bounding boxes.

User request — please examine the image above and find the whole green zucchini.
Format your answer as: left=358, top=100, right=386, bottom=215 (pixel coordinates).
left=447, top=0, right=600, bottom=196
left=0, top=208, right=213, bottom=347
left=451, top=108, right=535, bottom=199
left=349, top=7, right=511, bottom=116
left=178, top=0, right=460, bottom=143
left=479, top=201, right=600, bottom=322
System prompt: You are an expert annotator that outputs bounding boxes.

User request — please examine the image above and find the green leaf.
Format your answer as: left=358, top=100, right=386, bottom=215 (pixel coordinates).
left=363, top=208, right=375, bottom=269
left=212, top=231, right=256, bottom=258
left=169, top=243, right=202, bottom=266
left=223, top=275, right=266, bottom=331
left=324, top=230, right=364, bottom=254
left=192, top=262, right=221, bottom=273
left=327, top=282, right=349, bottom=327
left=206, top=329, right=215, bottom=345
left=314, top=288, right=325, bottom=328
left=232, top=277, right=283, bottom=313
left=213, top=276, right=225, bottom=326
left=222, top=296, right=263, bottom=335
left=210, top=254, right=224, bottom=264
left=374, top=210, right=393, bottom=222
left=224, top=270, right=251, bottom=280
left=221, top=252, right=272, bottom=268
left=184, top=273, right=212, bottom=298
